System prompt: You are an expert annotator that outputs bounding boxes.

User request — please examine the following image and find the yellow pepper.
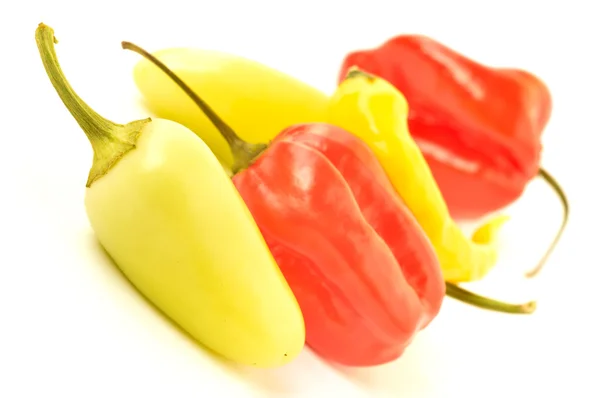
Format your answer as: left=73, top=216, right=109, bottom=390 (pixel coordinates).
left=328, top=68, right=509, bottom=283
left=131, top=47, right=329, bottom=171
left=35, top=23, right=305, bottom=368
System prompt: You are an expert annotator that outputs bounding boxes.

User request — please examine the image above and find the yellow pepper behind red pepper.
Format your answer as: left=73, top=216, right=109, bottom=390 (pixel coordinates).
left=328, top=68, right=509, bottom=283
left=131, top=47, right=329, bottom=171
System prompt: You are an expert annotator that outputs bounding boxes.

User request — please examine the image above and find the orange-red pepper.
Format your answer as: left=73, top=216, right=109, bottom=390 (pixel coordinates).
left=339, top=34, right=553, bottom=219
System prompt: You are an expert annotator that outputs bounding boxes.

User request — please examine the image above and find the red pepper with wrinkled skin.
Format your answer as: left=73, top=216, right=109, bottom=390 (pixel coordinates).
left=338, top=34, right=553, bottom=220
left=234, top=123, right=446, bottom=365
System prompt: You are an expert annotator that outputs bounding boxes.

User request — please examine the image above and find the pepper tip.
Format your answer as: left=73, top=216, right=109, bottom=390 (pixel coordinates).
left=36, top=22, right=58, bottom=43
left=521, top=301, right=537, bottom=314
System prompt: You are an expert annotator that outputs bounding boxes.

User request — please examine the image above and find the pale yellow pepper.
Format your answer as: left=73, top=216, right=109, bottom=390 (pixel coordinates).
left=36, top=24, right=305, bottom=368
left=131, top=47, right=329, bottom=171
left=328, top=68, right=509, bottom=283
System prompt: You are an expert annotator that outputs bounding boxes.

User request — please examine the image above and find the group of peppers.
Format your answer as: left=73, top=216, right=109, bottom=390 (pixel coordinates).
left=35, top=23, right=568, bottom=369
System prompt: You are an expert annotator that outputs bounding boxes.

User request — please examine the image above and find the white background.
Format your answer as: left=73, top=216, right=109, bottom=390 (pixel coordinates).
left=2, top=1, right=599, bottom=397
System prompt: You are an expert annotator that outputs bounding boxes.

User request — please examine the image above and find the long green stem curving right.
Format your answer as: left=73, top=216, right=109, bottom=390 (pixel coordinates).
left=446, top=167, right=568, bottom=314
left=445, top=283, right=536, bottom=314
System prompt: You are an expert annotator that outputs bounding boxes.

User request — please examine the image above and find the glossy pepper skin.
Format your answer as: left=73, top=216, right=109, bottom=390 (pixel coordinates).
left=36, top=27, right=306, bottom=369
left=132, top=47, right=329, bottom=172
left=126, top=44, right=448, bottom=366
left=329, top=69, right=509, bottom=283
left=234, top=123, right=446, bottom=365
left=338, top=35, right=552, bottom=219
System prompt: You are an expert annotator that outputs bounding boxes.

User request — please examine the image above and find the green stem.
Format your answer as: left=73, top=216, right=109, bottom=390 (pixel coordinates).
left=35, top=23, right=149, bottom=187
left=441, top=167, right=568, bottom=313
left=121, top=41, right=266, bottom=174
left=524, top=167, right=569, bottom=278
left=344, top=67, right=376, bottom=82
left=445, top=282, right=536, bottom=314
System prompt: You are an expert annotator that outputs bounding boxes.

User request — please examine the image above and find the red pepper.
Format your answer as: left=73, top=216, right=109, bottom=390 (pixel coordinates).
left=337, top=34, right=554, bottom=220
left=233, top=123, right=446, bottom=365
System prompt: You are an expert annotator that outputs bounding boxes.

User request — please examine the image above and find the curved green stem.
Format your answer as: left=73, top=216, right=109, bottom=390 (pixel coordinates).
left=524, top=167, right=569, bottom=278
left=445, top=282, right=536, bottom=314
left=445, top=167, right=567, bottom=313
left=36, top=23, right=149, bottom=187
left=121, top=41, right=266, bottom=174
